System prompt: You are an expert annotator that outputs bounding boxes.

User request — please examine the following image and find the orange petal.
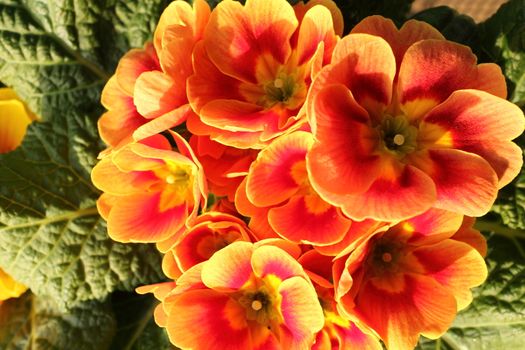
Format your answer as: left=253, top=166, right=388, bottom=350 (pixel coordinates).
left=412, top=149, right=498, bottom=217
left=268, top=194, right=351, bottom=245
left=279, top=276, right=325, bottom=348
left=203, top=0, right=297, bottom=83
left=421, top=89, right=524, bottom=187
left=355, top=274, right=457, bottom=350
left=166, top=290, right=253, bottom=350
left=133, top=71, right=187, bottom=119
left=107, top=193, right=187, bottom=243
left=451, top=217, right=487, bottom=257
left=115, top=43, right=159, bottom=96
left=307, top=84, right=381, bottom=196
left=201, top=241, right=254, bottom=291
left=337, top=165, right=437, bottom=221
left=247, top=131, right=313, bottom=207
left=398, top=40, right=504, bottom=120
left=410, top=239, right=487, bottom=310
left=352, top=16, right=444, bottom=70
left=296, top=4, right=338, bottom=66
left=311, top=33, right=396, bottom=120
left=402, top=208, right=464, bottom=245
left=251, top=245, right=306, bottom=281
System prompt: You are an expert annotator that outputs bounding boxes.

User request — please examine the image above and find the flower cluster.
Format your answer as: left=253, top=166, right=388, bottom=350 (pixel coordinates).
left=92, top=0, right=524, bottom=349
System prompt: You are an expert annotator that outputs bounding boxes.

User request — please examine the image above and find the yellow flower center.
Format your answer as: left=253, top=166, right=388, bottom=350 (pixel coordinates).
left=257, top=72, right=307, bottom=111
left=153, top=161, right=195, bottom=211
left=377, top=115, right=418, bottom=157
left=237, top=274, right=283, bottom=327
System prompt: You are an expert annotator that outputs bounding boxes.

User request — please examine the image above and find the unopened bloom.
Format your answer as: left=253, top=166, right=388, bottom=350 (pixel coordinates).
left=0, top=88, right=36, bottom=153
left=91, top=133, right=206, bottom=246
left=187, top=0, right=342, bottom=148
left=334, top=209, right=487, bottom=350
left=147, top=241, right=324, bottom=349
left=307, top=16, right=524, bottom=221
left=0, top=268, right=27, bottom=301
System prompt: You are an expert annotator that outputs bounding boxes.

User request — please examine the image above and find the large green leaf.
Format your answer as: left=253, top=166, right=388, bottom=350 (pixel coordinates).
left=417, top=231, right=525, bottom=350
left=0, top=293, right=115, bottom=350
left=0, top=0, right=168, bottom=121
left=479, top=0, right=525, bottom=106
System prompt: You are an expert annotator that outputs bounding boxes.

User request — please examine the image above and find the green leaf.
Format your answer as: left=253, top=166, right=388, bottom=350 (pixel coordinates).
left=110, top=293, right=173, bottom=350
left=0, top=111, right=164, bottom=308
left=479, top=0, right=525, bottom=106
left=410, top=6, right=479, bottom=49
left=0, top=0, right=169, bottom=121
left=0, top=293, right=116, bottom=350
left=417, top=231, right=525, bottom=350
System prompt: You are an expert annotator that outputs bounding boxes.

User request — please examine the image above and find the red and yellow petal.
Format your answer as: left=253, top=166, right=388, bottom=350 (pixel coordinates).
left=166, top=290, right=253, bottom=350
left=115, top=43, right=159, bottom=96
left=410, top=239, right=487, bottom=310
left=203, top=0, right=297, bottom=83
left=295, top=4, right=338, bottom=67
left=336, top=165, right=437, bottom=221
left=411, top=148, right=498, bottom=217
left=279, top=276, right=325, bottom=348
left=268, top=194, right=351, bottom=246
left=247, top=131, right=313, bottom=207
left=133, top=71, right=187, bottom=119
left=452, top=217, right=487, bottom=257
left=354, top=273, right=457, bottom=350
left=201, top=241, right=254, bottom=291
left=351, top=16, right=444, bottom=70
left=421, top=89, right=524, bottom=187
left=398, top=40, right=505, bottom=121
left=307, top=84, right=382, bottom=196
left=251, top=245, right=306, bottom=281
left=401, top=208, right=464, bottom=245
left=106, top=192, right=187, bottom=243
left=311, top=34, right=396, bottom=120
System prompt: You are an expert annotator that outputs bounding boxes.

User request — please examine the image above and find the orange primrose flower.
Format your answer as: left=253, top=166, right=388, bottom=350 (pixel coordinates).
left=99, top=0, right=210, bottom=148
left=240, top=131, right=352, bottom=246
left=186, top=0, right=342, bottom=149
left=0, top=87, right=37, bottom=153
left=143, top=241, right=324, bottom=350
left=91, top=132, right=207, bottom=247
left=306, top=16, right=524, bottom=221
left=297, top=250, right=382, bottom=350
left=333, top=208, right=488, bottom=350
left=164, top=211, right=254, bottom=272
left=190, top=135, right=258, bottom=201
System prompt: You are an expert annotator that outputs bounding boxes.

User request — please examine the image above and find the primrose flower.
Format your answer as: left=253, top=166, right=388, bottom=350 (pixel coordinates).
left=148, top=241, right=324, bottom=349
left=165, top=211, right=253, bottom=272
left=307, top=16, right=525, bottom=221
left=99, top=0, right=210, bottom=148
left=187, top=0, right=342, bottom=149
left=0, top=268, right=27, bottom=301
left=240, top=131, right=352, bottom=246
left=0, top=87, right=36, bottom=153
left=299, top=250, right=382, bottom=350
left=334, top=209, right=487, bottom=350
left=91, top=132, right=206, bottom=245
left=190, top=135, right=258, bottom=201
